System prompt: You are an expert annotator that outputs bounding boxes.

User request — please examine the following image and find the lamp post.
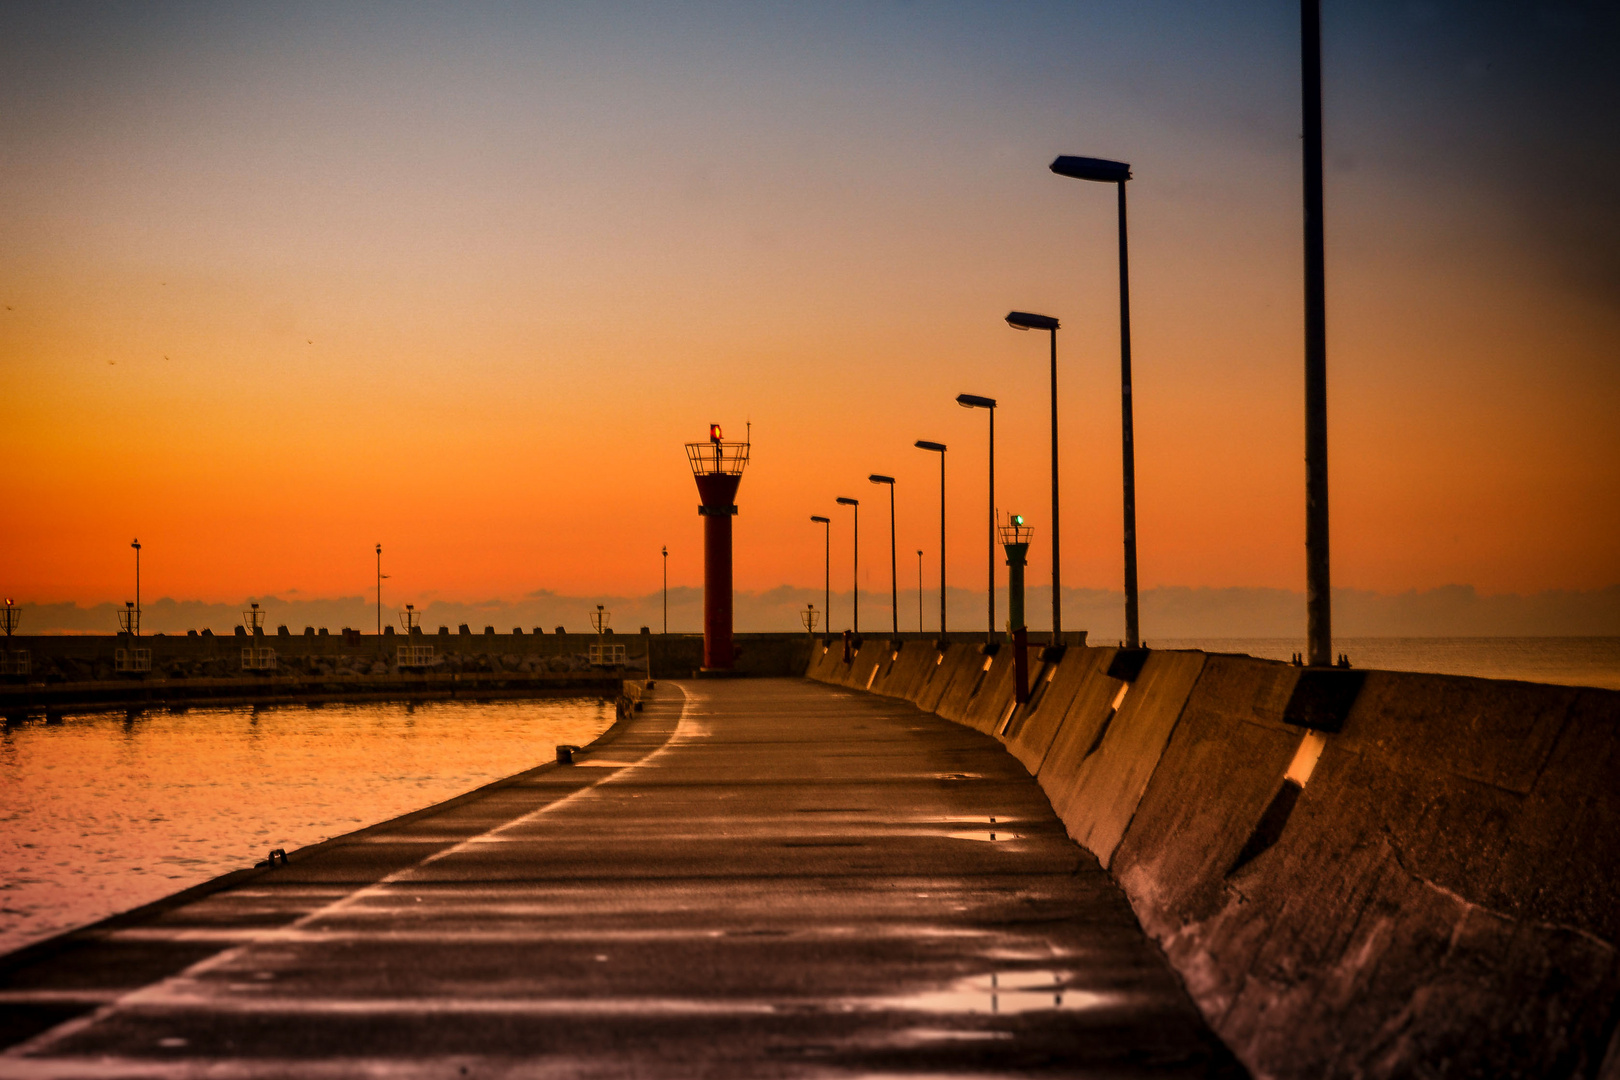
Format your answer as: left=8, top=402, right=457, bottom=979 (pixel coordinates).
left=809, top=516, right=830, bottom=635
left=661, top=546, right=668, bottom=634
left=131, top=538, right=141, bottom=637
left=868, top=475, right=897, bottom=636
left=835, top=497, right=859, bottom=634
left=375, top=544, right=386, bottom=636
left=1006, top=310, right=1063, bottom=640
left=1049, top=153, right=1141, bottom=649
left=1300, top=0, right=1332, bottom=666
left=955, top=394, right=997, bottom=644
left=914, top=441, right=947, bottom=636
left=916, top=549, right=924, bottom=633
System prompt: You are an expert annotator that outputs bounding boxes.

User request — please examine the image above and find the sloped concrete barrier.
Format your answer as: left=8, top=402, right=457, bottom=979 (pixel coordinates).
left=811, top=641, right=1620, bottom=1079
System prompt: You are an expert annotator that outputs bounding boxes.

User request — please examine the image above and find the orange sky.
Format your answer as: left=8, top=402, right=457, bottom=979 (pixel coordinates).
left=2, top=3, right=1616, bottom=609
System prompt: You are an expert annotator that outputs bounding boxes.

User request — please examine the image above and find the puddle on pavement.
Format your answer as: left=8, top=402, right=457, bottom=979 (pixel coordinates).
left=880, top=971, right=1122, bottom=1015
left=573, top=759, right=638, bottom=767
left=947, top=830, right=1023, bottom=842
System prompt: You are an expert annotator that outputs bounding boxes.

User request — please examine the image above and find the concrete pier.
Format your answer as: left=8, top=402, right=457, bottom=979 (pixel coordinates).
left=0, top=678, right=1242, bottom=1077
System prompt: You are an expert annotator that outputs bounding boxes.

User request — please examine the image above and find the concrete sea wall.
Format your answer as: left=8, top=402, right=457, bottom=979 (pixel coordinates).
left=808, top=637, right=1620, bottom=1079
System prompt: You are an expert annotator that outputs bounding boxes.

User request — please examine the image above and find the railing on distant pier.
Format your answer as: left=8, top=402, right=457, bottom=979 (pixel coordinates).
left=241, top=648, right=278, bottom=672
left=397, top=645, right=436, bottom=670
left=588, top=642, right=627, bottom=666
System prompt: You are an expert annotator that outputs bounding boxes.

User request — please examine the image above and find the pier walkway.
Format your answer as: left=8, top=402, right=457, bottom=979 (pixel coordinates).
left=1, top=678, right=1243, bottom=1078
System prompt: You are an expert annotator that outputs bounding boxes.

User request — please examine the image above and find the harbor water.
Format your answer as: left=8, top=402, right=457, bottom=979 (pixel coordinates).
left=0, top=697, right=613, bottom=956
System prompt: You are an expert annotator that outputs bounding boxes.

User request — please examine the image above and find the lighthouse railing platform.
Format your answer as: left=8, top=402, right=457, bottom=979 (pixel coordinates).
left=684, top=440, right=750, bottom=477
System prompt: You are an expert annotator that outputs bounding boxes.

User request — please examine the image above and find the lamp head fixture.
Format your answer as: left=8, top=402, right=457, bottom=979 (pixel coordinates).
left=1005, top=311, right=1059, bottom=332
left=868, top=474, right=895, bottom=486
left=835, top=497, right=859, bottom=507
left=810, top=515, right=830, bottom=524
left=914, top=440, right=946, bottom=453
left=1050, top=155, right=1131, bottom=183
left=956, top=393, right=996, bottom=410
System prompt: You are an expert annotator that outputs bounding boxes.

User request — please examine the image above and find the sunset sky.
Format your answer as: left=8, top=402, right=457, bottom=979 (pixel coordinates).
left=3, top=1, right=1616, bottom=618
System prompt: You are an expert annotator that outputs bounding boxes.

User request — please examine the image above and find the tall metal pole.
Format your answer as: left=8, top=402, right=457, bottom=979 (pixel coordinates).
left=132, top=538, right=141, bottom=637
left=835, top=499, right=860, bottom=633
left=1303, top=0, right=1332, bottom=667
left=940, top=456, right=945, bottom=635
left=375, top=544, right=382, bottom=635
left=1048, top=327, right=1062, bottom=639
left=661, top=546, right=668, bottom=634
left=988, top=408, right=996, bottom=643
left=1118, top=181, right=1140, bottom=649
left=917, top=549, right=924, bottom=633
left=888, top=484, right=897, bottom=635
left=823, top=524, right=830, bottom=630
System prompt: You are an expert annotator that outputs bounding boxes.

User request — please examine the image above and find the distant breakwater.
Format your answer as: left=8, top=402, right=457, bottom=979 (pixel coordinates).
left=0, top=632, right=819, bottom=712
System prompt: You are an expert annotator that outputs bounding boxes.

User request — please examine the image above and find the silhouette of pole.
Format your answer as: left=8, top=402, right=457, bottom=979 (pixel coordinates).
left=810, top=516, right=831, bottom=633
left=916, top=549, right=924, bottom=633
left=1302, top=0, right=1332, bottom=667
left=375, top=544, right=382, bottom=635
left=915, top=441, right=947, bottom=636
left=956, top=395, right=997, bottom=644
left=661, top=546, right=668, bottom=634
left=131, top=538, right=141, bottom=637
left=836, top=497, right=859, bottom=633
left=1007, top=311, right=1062, bottom=638
left=869, top=475, right=897, bottom=635
left=1049, top=153, right=1139, bottom=648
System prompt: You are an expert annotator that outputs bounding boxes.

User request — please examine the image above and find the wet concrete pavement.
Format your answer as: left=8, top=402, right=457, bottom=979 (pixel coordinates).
left=1, top=678, right=1244, bottom=1077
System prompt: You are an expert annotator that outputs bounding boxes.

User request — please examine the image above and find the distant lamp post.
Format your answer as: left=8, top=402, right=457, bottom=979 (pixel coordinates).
left=809, top=515, right=831, bottom=634
left=118, top=540, right=143, bottom=636
left=1050, top=153, right=1141, bottom=649
left=1006, top=310, right=1063, bottom=639
left=1000, top=513, right=1034, bottom=702
left=916, top=550, right=924, bottom=633
left=374, top=544, right=389, bottom=636
left=661, top=545, right=668, bottom=634
left=129, top=538, right=142, bottom=637
left=802, top=603, right=819, bottom=634
left=835, top=497, right=859, bottom=634
left=868, top=475, right=897, bottom=636
left=956, top=394, right=997, bottom=644
left=914, top=441, right=947, bottom=636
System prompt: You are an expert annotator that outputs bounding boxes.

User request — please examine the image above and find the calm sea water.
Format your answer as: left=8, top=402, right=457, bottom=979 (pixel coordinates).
left=1154, top=637, right=1620, bottom=691
left=0, top=697, right=613, bottom=956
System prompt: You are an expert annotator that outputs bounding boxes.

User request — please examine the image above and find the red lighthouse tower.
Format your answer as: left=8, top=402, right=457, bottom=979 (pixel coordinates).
left=686, top=424, right=750, bottom=671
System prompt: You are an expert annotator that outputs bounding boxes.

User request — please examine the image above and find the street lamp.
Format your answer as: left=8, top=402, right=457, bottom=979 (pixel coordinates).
left=916, top=549, right=924, bottom=633
left=1050, top=153, right=1141, bottom=649
left=131, top=538, right=141, bottom=637
left=1300, top=0, right=1332, bottom=666
left=375, top=544, right=389, bottom=636
left=1006, top=310, right=1063, bottom=640
left=661, top=546, right=668, bottom=634
left=955, top=394, right=997, bottom=645
left=809, top=516, right=830, bottom=634
left=914, top=441, right=947, bottom=636
left=835, top=497, right=859, bottom=634
left=868, top=475, right=897, bottom=636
